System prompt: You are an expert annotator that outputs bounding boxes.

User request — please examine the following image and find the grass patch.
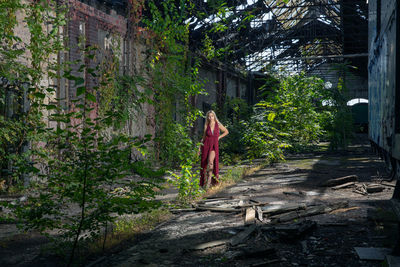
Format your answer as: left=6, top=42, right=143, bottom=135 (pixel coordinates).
left=203, top=160, right=269, bottom=198
left=87, top=208, right=172, bottom=256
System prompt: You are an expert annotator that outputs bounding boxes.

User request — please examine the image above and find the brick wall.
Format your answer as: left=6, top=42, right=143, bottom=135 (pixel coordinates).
left=66, top=0, right=128, bottom=120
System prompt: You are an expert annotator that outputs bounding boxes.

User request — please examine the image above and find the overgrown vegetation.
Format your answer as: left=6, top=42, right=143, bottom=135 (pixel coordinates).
left=218, top=71, right=353, bottom=164
left=0, top=0, right=356, bottom=265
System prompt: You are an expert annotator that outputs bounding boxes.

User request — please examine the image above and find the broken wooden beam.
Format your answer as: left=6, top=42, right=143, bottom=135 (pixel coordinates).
left=331, top=182, right=356, bottom=190
left=245, top=207, right=256, bottom=224
left=261, top=203, right=307, bottom=215
left=381, top=182, right=396, bottom=188
left=191, top=239, right=229, bottom=250
left=269, top=202, right=349, bottom=223
left=256, top=206, right=263, bottom=222
left=239, top=201, right=270, bottom=208
left=197, top=198, right=232, bottom=204
left=366, top=184, right=385, bottom=193
left=194, top=205, right=240, bottom=212
left=321, top=175, right=358, bottom=187
left=170, top=208, right=197, bottom=213
left=283, top=191, right=305, bottom=196
left=229, top=224, right=257, bottom=246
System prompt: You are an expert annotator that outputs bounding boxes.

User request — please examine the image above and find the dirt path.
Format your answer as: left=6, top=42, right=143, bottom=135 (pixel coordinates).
left=92, top=136, right=398, bottom=267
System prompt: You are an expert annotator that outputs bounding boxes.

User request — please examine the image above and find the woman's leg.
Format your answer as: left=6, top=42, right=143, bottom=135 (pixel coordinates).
left=207, top=150, right=216, bottom=187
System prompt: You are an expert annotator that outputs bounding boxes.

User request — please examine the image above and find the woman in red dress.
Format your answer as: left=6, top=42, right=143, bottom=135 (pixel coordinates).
left=198, top=110, right=229, bottom=188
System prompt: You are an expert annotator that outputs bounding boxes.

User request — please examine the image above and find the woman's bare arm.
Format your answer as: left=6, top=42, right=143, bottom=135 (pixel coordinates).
left=218, top=124, right=229, bottom=140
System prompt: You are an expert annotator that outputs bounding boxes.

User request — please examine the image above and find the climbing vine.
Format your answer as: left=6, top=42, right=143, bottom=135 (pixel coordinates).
left=0, top=0, right=66, bottom=189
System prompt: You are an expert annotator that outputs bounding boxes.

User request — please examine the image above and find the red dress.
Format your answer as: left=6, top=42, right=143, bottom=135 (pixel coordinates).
left=200, top=122, right=219, bottom=186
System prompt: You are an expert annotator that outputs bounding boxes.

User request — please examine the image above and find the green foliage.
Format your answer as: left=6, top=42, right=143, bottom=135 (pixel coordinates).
left=220, top=166, right=245, bottom=183
left=131, top=160, right=166, bottom=178
left=7, top=57, right=161, bottom=264
left=164, top=123, right=203, bottom=204
left=168, top=162, right=202, bottom=205
left=0, top=0, right=66, bottom=189
left=140, top=0, right=206, bottom=202
left=241, top=111, right=289, bottom=161
left=321, top=64, right=355, bottom=149
left=217, top=97, right=252, bottom=164
left=268, top=72, right=327, bottom=150
left=242, top=72, right=328, bottom=160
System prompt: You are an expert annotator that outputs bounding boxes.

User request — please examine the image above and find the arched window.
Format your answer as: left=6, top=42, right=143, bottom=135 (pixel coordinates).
left=347, top=98, right=368, bottom=106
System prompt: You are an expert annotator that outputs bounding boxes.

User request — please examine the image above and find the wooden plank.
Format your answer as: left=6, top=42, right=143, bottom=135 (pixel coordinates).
left=330, top=207, right=360, bottom=214
left=245, top=207, right=256, bottom=224
left=354, top=247, right=391, bottom=260
left=199, top=198, right=232, bottom=204
left=191, top=239, right=229, bottom=250
left=194, top=205, right=240, bottom=212
left=270, top=202, right=348, bottom=223
left=230, top=224, right=257, bottom=246
left=170, top=208, right=196, bottom=213
left=381, top=182, right=396, bottom=188
left=353, top=189, right=368, bottom=195
left=366, top=184, right=385, bottom=193
left=240, top=201, right=270, bottom=208
left=283, top=191, right=304, bottom=196
left=321, top=175, right=358, bottom=187
left=256, top=206, right=263, bottom=222
left=261, top=203, right=307, bottom=215
left=331, top=182, right=356, bottom=190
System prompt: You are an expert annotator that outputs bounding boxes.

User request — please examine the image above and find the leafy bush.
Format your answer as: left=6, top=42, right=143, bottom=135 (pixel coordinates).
left=217, top=97, right=252, bottom=164
left=322, top=65, right=355, bottom=149
left=241, top=72, right=329, bottom=159
left=131, top=160, right=166, bottom=179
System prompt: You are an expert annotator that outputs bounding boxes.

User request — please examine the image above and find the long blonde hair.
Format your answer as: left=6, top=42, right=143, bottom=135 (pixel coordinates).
left=204, top=110, right=222, bottom=132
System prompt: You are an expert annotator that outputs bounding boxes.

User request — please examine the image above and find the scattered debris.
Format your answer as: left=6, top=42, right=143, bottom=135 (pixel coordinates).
left=386, top=255, right=400, bottom=267
left=283, top=191, right=304, bottom=197
left=352, top=183, right=385, bottom=195
left=353, top=184, right=368, bottom=195
left=354, top=247, right=391, bottom=261
left=321, top=175, right=358, bottom=187
left=234, top=246, right=276, bottom=259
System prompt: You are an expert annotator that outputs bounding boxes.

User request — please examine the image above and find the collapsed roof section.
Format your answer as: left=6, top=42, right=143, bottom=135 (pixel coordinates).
left=189, top=0, right=368, bottom=75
